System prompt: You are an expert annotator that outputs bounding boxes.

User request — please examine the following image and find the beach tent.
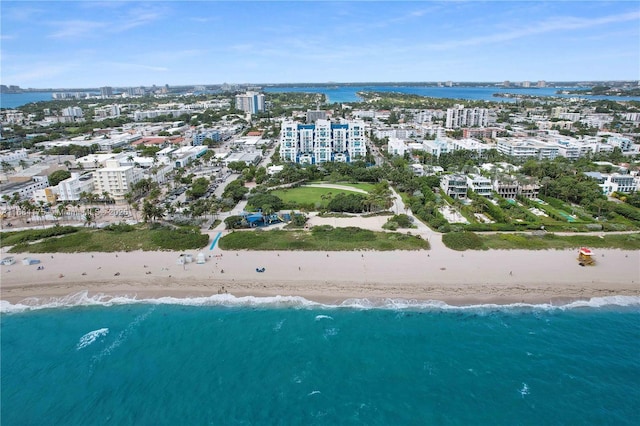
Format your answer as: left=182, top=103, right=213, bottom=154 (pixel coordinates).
left=1, top=257, right=16, bottom=266
left=177, top=253, right=194, bottom=265
left=196, top=252, right=206, bottom=264
left=22, top=257, right=41, bottom=265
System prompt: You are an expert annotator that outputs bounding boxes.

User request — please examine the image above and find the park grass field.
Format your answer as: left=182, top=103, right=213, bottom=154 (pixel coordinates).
left=271, top=185, right=369, bottom=208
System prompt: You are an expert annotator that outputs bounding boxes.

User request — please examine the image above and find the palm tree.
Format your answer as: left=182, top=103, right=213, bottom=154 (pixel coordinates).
left=84, top=208, right=96, bottom=227
left=1, top=194, right=10, bottom=212
left=36, top=200, right=47, bottom=227
left=131, top=202, right=140, bottom=221
left=71, top=200, right=80, bottom=220
left=56, top=203, right=68, bottom=223
left=142, top=200, right=154, bottom=223
left=20, top=200, right=36, bottom=223
left=1, top=161, right=15, bottom=174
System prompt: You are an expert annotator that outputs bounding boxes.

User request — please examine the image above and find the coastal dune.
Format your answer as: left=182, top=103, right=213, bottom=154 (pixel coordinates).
left=1, top=235, right=639, bottom=306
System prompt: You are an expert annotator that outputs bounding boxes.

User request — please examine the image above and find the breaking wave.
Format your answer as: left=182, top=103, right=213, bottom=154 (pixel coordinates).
left=76, top=328, right=109, bottom=350
left=1, top=292, right=639, bottom=314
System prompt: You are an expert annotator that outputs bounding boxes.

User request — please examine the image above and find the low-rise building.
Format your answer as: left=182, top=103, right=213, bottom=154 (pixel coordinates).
left=223, top=152, right=262, bottom=166
left=57, top=172, right=95, bottom=201
left=496, top=138, right=559, bottom=160
left=584, top=172, right=637, bottom=195
left=193, top=130, right=221, bottom=145
left=171, top=146, right=208, bottom=168
left=0, top=148, right=28, bottom=164
left=466, top=174, right=492, bottom=197
left=441, top=174, right=468, bottom=199
left=493, top=177, right=520, bottom=199
left=0, top=176, right=50, bottom=201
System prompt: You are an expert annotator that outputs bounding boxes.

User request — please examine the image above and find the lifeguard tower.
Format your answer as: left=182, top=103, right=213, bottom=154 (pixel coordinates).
left=577, top=247, right=595, bottom=266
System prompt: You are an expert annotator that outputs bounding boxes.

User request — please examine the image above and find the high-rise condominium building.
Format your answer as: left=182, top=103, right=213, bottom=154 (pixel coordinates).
left=235, top=91, right=265, bottom=114
left=445, top=106, right=489, bottom=128
left=280, top=119, right=367, bottom=164
left=100, top=86, right=113, bottom=98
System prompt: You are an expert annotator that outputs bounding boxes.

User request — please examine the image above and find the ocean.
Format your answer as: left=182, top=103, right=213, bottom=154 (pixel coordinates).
left=2, top=294, right=639, bottom=425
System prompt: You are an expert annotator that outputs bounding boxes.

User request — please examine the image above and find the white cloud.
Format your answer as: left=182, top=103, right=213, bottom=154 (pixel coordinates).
left=106, top=62, right=169, bottom=72
left=425, top=10, right=640, bottom=51
left=48, top=20, right=107, bottom=39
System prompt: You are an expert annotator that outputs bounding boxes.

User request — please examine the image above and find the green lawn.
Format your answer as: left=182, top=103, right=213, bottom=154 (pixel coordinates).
left=306, top=181, right=376, bottom=192
left=271, top=186, right=367, bottom=208
left=219, top=226, right=430, bottom=251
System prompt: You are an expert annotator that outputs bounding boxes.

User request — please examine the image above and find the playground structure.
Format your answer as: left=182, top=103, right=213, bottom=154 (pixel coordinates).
left=577, top=247, right=596, bottom=266
left=240, top=210, right=292, bottom=228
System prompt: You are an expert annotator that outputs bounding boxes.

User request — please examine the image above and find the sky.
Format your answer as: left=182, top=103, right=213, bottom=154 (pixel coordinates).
left=2, top=0, right=639, bottom=88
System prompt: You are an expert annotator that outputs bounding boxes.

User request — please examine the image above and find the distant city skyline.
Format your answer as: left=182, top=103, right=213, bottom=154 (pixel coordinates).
left=2, top=1, right=639, bottom=88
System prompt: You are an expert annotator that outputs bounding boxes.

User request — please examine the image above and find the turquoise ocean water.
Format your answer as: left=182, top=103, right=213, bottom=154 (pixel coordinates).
left=2, top=294, right=639, bottom=425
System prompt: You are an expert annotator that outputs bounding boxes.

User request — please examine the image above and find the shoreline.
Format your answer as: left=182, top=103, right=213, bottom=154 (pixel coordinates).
left=2, top=244, right=639, bottom=308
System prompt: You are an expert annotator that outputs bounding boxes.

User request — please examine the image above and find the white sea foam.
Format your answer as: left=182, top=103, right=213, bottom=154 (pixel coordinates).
left=519, top=383, right=530, bottom=397
left=1, top=292, right=639, bottom=314
left=76, top=328, right=109, bottom=350
left=314, top=315, right=333, bottom=321
left=273, top=319, right=286, bottom=332
left=323, top=327, right=339, bottom=338
left=308, top=391, right=321, bottom=396
left=90, top=307, right=155, bottom=367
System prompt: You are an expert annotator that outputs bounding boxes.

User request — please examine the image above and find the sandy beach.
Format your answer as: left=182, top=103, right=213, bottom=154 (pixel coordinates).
left=2, top=225, right=639, bottom=306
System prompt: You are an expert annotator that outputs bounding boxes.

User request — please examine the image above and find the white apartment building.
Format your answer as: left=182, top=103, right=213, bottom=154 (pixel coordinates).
left=280, top=119, right=366, bottom=164
left=387, top=137, right=407, bottom=156
left=607, top=135, right=635, bottom=153
left=235, top=92, right=265, bottom=114
left=496, top=138, right=559, bottom=160
left=449, top=138, right=494, bottom=156
left=0, top=176, right=50, bottom=201
left=94, top=105, right=121, bottom=119
left=133, top=109, right=190, bottom=121
left=373, top=127, right=416, bottom=140
left=445, top=106, right=490, bottom=128
left=422, top=139, right=452, bottom=157
left=622, top=112, right=640, bottom=122
left=57, top=172, right=95, bottom=201
left=61, top=107, right=83, bottom=118
left=76, top=153, right=120, bottom=170
left=93, top=160, right=143, bottom=200
left=557, top=112, right=580, bottom=121
left=0, top=149, right=28, bottom=164
left=171, top=146, right=208, bottom=168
